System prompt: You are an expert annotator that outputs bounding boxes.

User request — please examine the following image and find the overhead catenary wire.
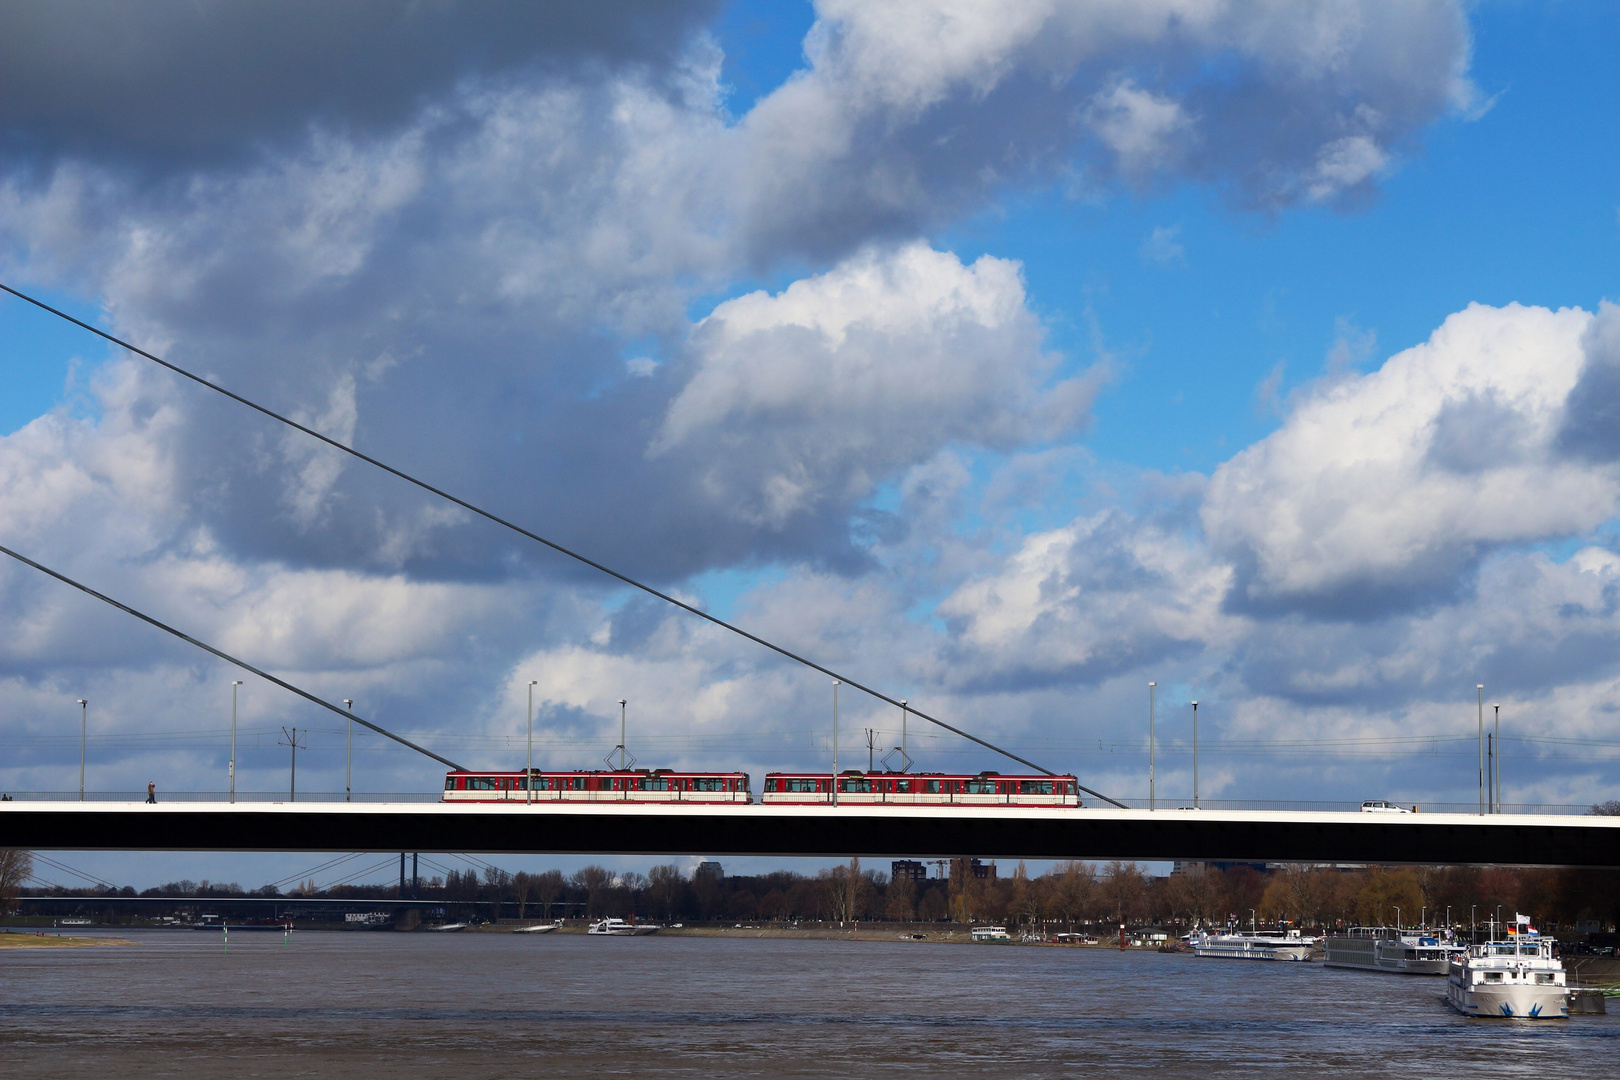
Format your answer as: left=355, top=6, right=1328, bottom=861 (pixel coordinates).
left=264, top=852, right=368, bottom=891
left=0, top=283, right=1125, bottom=805
left=0, top=542, right=466, bottom=773
left=30, top=852, right=116, bottom=889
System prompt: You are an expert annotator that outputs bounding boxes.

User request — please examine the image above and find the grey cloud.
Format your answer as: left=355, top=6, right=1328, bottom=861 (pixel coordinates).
left=1232, top=547, right=1620, bottom=711
left=1557, top=302, right=1620, bottom=463
left=0, top=0, right=722, bottom=168
left=735, top=0, right=1474, bottom=259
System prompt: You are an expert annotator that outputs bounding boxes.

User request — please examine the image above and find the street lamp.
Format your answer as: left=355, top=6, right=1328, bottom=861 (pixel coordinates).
left=900, top=698, right=908, bottom=764
left=1394, top=905, right=1402, bottom=931
left=343, top=699, right=354, bottom=803
left=1191, top=700, right=1199, bottom=809
left=527, top=682, right=539, bottom=804
left=617, top=698, right=628, bottom=771
left=1477, top=684, right=1485, bottom=815
left=230, top=681, right=243, bottom=804
left=1148, top=682, right=1157, bottom=811
left=832, top=680, right=840, bottom=807
left=77, top=699, right=87, bottom=801
left=1493, top=702, right=1501, bottom=813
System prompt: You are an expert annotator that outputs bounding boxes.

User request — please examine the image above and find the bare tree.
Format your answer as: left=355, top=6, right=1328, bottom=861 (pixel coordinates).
left=647, top=864, right=684, bottom=920
left=885, top=874, right=917, bottom=921
left=572, top=865, right=614, bottom=917
left=533, top=869, right=564, bottom=919
left=0, top=849, right=33, bottom=914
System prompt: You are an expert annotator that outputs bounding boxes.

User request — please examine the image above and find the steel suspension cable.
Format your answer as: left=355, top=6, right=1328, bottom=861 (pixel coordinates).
left=0, top=282, right=1123, bottom=805
left=0, top=542, right=466, bottom=772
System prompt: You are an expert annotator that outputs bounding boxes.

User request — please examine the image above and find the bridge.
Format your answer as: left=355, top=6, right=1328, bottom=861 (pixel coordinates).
left=5, top=801, right=1619, bottom=867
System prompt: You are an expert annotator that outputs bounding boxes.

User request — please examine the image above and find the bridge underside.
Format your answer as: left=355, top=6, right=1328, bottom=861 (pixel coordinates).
left=5, top=803, right=1620, bottom=867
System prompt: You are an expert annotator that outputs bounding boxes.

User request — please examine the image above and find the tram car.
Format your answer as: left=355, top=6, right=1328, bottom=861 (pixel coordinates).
left=443, top=768, right=751, bottom=804
left=761, top=771, right=1082, bottom=807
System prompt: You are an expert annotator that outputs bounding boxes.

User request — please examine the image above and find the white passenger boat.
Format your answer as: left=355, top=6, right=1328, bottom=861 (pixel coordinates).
left=970, top=925, right=1011, bottom=942
left=1323, top=927, right=1465, bottom=975
left=1447, top=935, right=1568, bottom=1019
left=587, top=917, right=660, bottom=936
left=1192, top=929, right=1318, bottom=961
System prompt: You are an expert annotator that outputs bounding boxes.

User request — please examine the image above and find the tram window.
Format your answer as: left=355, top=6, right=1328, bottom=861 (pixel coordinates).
left=1019, top=781, right=1053, bottom=795
left=925, top=780, right=941, bottom=793
left=570, top=777, right=586, bottom=790
left=786, top=777, right=818, bottom=793
left=467, top=777, right=497, bottom=790
left=445, top=778, right=457, bottom=790
left=965, top=780, right=995, bottom=794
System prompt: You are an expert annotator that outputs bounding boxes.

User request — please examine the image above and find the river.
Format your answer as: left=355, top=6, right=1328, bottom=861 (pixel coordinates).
left=3, top=930, right=1616, bottom=1077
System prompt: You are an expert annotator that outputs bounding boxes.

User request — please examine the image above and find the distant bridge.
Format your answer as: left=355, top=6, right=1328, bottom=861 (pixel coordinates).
left=4, top=802, right=1619, bottom=867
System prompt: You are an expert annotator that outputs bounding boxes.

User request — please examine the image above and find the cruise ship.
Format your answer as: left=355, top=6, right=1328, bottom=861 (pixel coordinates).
left=1191, top=929, right=1318, bottom=961
left=1323, top=927, right=1465, bottom=975
left=1447, top=934, right=1568, bottom=1019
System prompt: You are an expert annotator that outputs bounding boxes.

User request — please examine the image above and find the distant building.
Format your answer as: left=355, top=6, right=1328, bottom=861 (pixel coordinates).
left=956, top=858, right=996, bottom=881
left=1172, top=860, right=1268, bottom=876
left=694, top=860, right=724, bottom=881
left=891, top=860, right=927, bottom=882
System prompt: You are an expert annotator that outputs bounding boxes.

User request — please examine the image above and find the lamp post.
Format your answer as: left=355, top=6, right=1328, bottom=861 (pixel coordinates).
left=618, top=698, right=627, bottom=770
left=77, top=699, right=87, bottom=801
left=1191, top=700, right=1199, bottom=810
left=1493, top=702, right=1501, bottom=813
left=343, top=699, right=353, bottom=803
left=900, top=698, right=908, bottom=764
left=1394, top=905, right=1402, bottom=931
left=832, top=680, right=840, bottom=807
left=1148, top=682, right=1157, bottom=810
left=527, top=682, right=538, bottom=804
left=1477, top=684, right=1485, bottom=815
left=230, top=681, right=242, bottom=804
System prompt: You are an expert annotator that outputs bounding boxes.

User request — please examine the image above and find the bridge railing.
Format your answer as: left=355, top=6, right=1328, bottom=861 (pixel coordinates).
left=0, top=791, right=1604, bottom=815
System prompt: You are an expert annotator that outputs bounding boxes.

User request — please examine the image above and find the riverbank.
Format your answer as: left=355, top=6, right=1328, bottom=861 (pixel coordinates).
left=0, top=931, right=128, bottom=949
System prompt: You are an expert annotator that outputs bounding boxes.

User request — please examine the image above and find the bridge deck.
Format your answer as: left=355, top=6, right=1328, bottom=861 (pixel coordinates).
left=5, top=802, right=1619, bottom=866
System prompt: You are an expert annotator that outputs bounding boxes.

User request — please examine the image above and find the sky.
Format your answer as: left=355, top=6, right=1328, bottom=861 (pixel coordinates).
left=2, top=0, right=1619, bottom=890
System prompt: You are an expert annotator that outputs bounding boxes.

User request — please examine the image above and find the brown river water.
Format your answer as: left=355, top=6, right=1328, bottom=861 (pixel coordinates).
left=2, top=930, right=1616, bottom=1078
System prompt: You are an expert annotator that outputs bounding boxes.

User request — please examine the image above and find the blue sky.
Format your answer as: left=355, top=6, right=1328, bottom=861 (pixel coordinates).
left=3, top=0, right=1620, bottom=888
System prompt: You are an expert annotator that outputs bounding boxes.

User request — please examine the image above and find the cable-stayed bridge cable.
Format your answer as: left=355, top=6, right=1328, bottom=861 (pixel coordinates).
left=0, top=282, right=1124, bottom=806
left=0, top=542, right=466, bottom=772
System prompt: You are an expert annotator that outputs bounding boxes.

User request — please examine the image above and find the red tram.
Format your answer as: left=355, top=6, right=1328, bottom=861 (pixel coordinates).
left=443, top=768, right=750, bottom=805
left=761, top=771, right=1082, bottom=807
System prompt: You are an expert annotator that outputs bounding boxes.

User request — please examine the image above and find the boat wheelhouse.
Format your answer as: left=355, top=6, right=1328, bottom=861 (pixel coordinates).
left=760, top=771, right=1082, bottom=807
left=443, top=769, right=750, bottom=804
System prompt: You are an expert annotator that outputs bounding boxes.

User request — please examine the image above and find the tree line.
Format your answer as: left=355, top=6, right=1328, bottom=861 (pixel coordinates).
left=8, top=853, right=1617, bottom=932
